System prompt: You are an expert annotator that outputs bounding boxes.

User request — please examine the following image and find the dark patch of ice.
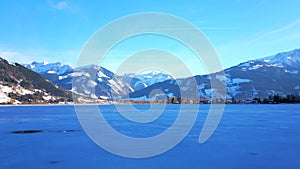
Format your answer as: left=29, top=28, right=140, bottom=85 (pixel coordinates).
left=248, top=152, right=258, bottom=156
left=11, top=129, right=80, bottom=134
left=11, top=130, right=45, bottom=134
left=49, top=160, right=61, bottom=164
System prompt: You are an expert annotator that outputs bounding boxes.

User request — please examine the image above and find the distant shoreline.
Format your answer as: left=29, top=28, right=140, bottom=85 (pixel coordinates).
left=1, top=102, right=300, bottom=107
left=0, top=103, right=111, bottom=107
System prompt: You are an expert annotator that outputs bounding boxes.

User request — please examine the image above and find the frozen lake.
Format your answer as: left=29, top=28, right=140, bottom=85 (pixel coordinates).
left=0, top=104, right=300, bottom=169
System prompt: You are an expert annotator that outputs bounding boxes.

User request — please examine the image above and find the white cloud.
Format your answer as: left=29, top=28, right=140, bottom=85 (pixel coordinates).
left=49, top=1, right=68, bottom=10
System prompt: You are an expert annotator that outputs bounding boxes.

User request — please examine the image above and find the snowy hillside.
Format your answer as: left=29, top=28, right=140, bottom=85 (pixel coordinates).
left=236, top=48, right=300, bottom=72
left=0, top=58, right=73, bottom=104
left=258, top=48, right=300, bottom=68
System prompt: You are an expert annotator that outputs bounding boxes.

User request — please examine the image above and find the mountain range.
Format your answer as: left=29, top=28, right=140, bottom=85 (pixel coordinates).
left=1, top=48, right=300, bottom=104
left=129, top=48, right=300, bottom=100
left=26, top=48, right=300, bottom=101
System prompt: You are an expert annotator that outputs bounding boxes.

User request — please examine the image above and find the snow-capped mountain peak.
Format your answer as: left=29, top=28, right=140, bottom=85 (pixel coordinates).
left=25, top=61, right=73, bottom=75
left=235, top=48, right=300, bottom=71
left=134, top=71, right=174, bottom=86
left=259, top=48, right=300, bottom=67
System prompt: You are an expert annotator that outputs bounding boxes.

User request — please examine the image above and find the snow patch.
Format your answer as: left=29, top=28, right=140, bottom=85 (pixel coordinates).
left=43, top=95, right=53, bottom=101
left=265, top=63, right=280, bottom=67
left=0, top=85, right=13, bottom=93
left=90, top=94, right=98, bottom=99
left=108, top=79, right=123, bottom=93
left=87, top=80, right=97, bottom=87
left=58, top=75, right=69, bottom=80
left=0, top=92, right=11, bottom=103
left=99, top=96, right=109, bottom=100
left=15, top=88, right=34, bottom=95
left=231, top=78, right=252, bottom=84
left=98, top=71, right=109, bottom=79
left=239, top=62, right=250, bottom=67
left=249, top=64, right=263, bottom=70
left=284, top=69, right=298, bottom=74
left=227, top=86, right=241, bottom=96
left=47, top=70, right=56, bottom=74
left=72, top=72, right=90, bottom=78
left=97, top=78, right=103, bottom=82
left=216, top=74, right=227, bottom=84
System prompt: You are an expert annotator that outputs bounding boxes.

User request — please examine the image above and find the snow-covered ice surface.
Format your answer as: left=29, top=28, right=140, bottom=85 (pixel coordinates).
left=0, top=104, right=300, bottom=169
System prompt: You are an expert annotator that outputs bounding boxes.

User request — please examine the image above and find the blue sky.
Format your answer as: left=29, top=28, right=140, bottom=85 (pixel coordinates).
left=1, top=0, right=300, bottom=75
